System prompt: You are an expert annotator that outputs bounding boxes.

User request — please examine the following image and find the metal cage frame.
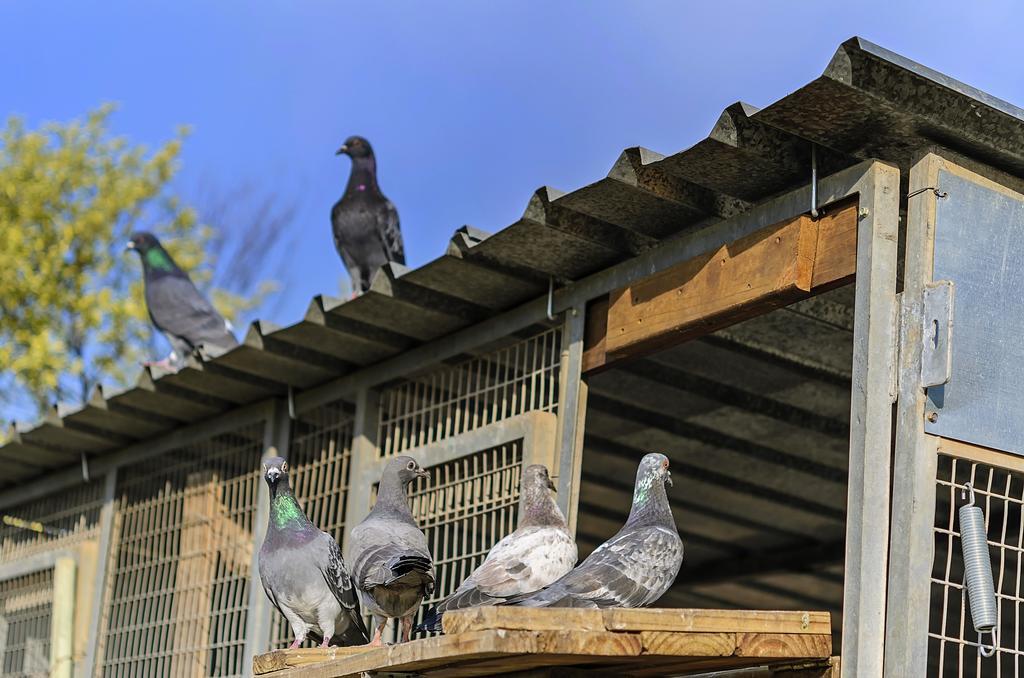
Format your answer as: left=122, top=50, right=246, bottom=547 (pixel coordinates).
left=0, top=159, right=898, bottom=678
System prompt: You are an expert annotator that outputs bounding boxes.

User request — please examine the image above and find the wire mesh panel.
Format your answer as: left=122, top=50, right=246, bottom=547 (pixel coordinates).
left=378, top=328, right=561, bottom=457
left=0, top=569, right=53, bottom=678
left=929, top=452, right=1024, bottom=676
left=0, top=480, right=105, bottom=563
left=405, top=442, right=524, bottom=631
left=97, top=422, right=264, bottom=678
left=269, top=402, right=354, bottom=648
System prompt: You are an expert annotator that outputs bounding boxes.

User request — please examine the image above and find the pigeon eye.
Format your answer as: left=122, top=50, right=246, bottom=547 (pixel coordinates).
left=407, top=461, right=415, bottom=470
left=281, top=461, right=288, bottom=473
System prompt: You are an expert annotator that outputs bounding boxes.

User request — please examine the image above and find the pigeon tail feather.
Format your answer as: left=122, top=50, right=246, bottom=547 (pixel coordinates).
left=386, top=554, right=432, bottom=581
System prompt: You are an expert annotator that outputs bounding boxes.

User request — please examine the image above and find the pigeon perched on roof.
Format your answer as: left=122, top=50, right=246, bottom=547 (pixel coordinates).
left=331, top=136, right=404, bottom=294
left=257, top=457, right=369, bottom=648
left=349, top=455, right=434, bottom=645
left=418, top=465, right=576, bottom=633
left=125, top=231, right=237, bottom=369
left=504, top=453, right=683, bottom=608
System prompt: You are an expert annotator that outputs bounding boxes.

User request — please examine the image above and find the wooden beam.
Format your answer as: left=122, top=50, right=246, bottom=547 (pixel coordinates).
left=591, top=200, right=857, bottom=368
left=581, top=296, right=609, bottom=373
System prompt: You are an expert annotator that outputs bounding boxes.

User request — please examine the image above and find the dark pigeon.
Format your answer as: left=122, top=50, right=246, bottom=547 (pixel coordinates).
left=349, top=456, right=434, bottom=645
left=331, top=136, right=404, bottom=294
left=504, top=453, right=683, bottom=608
left=418, top=465, right=576, bottom=633
left=125, top=231, right=237, bottom=369
left=257, top=457, right=369, bottom=648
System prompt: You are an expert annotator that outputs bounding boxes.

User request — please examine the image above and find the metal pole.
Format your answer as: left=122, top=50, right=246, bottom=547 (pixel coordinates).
left=82, top=469, right=117, bottom=678
left=555, top=305, right=587, bottom=535
left=841, top=161, right=901, bottom=678
left=884, top=151, right=944, bottom=676
left=243, top=399, right=291, bottom=667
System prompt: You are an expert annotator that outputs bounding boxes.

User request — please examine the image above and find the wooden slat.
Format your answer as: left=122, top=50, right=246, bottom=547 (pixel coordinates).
left=252, top=647, right=373, bottom=674
left=600, top=201, right=858, bottom=364
left=443, top=607, right=830, bottom=636
left=443, top=607, right=605, bottom=634
left=935, top=435, right=1024, bottom=473
left=603, top=608, right=831, bottom=635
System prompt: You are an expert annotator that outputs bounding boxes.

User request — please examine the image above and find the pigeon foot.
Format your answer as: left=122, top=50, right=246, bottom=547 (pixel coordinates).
left=400, top=616, right=414, bottom=643
left=288, top=638, right=302, bottom=650
left=367, top=623, right=387, bottom=647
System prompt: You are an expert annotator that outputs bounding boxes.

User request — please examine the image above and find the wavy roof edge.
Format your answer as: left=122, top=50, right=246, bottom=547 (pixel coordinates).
left=4, top=36, right=1024, bottom=490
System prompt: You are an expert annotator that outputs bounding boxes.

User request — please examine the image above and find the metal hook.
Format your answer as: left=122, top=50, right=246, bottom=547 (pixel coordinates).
left=547, top=278, right=556, bottom=321
left=962, top=481, right=976, bottom=507
left=80, top=452, right=90, bottom=483
left=979, top=629, right=998, bottom=658
left=287, top=385, right=296, bottom=420
left=810, top=144, right=819, bottom=219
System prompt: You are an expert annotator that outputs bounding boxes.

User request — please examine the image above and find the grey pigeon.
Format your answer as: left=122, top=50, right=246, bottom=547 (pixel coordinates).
left=331, top=136, right=404, bottom=294
left=125, top=231, right=237, bottom=369
left=418, top=465, right=576, bottom=632
left=505, top=453, right=683, bottom=608
left=257, top=457, right=369, bottom=648
left=349, top=455, right=434, bottom=645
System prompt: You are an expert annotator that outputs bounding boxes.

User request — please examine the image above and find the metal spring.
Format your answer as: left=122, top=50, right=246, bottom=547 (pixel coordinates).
left=959, top=482, right=998, bottom=658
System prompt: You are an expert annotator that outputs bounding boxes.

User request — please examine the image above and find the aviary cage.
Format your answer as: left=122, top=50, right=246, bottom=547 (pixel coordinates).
left=1, top=39, right=1024, bottom=678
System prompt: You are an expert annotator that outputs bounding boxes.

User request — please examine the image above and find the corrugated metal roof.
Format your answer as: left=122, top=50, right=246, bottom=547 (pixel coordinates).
left=5, top=36, right=1024, bottom=489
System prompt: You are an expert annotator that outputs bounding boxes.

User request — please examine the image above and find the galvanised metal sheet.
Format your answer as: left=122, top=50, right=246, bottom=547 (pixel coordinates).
left=925, top=170, right=1024, bottom=454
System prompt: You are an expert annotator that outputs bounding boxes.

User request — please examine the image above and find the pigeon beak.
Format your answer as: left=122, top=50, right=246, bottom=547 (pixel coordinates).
left=124, top=241, right=135, bottom=252
left=415, top=468, right=430, bottom=480
left=336, top=145, right=349, bottom=156
left=266, top=469, right=281, bottom=483
left=665, top=472, right=674, bottom=488
left=547, top=478, right=557, bottom=491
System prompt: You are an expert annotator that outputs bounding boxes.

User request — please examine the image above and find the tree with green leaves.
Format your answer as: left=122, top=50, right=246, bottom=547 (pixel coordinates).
left=0, top=105, right=274, bottom=419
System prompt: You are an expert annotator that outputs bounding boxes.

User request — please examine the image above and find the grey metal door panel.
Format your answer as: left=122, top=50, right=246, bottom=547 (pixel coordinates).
left=925, top=169, right=1024, bottom=454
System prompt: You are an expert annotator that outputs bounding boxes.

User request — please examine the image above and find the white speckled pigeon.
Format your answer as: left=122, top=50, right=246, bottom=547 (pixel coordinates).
left=258, top=457, right=369, bottom=648
left=331, top=136, right=404, bottom=294
left=125, top=231, right=237, bottom=370
left=349, top=455, right=434, bottom=645
left=504, top=453, right=683, bottom=608
left=417, top=464, right=576, bottom=633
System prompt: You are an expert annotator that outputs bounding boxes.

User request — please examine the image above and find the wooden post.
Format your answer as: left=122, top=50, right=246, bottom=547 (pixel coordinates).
left=49, top=556, right=76, bottom=678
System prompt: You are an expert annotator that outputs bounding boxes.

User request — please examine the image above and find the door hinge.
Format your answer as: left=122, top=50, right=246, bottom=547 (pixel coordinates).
left=921, top=280, right=955, bottom=387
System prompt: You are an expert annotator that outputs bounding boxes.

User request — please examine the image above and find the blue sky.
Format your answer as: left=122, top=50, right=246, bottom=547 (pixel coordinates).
left=2, top=0, right=1022, bottom=396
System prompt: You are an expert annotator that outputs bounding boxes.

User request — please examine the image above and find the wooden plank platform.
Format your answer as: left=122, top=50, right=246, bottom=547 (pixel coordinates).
left=253, top=608, right=833, bottom=677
